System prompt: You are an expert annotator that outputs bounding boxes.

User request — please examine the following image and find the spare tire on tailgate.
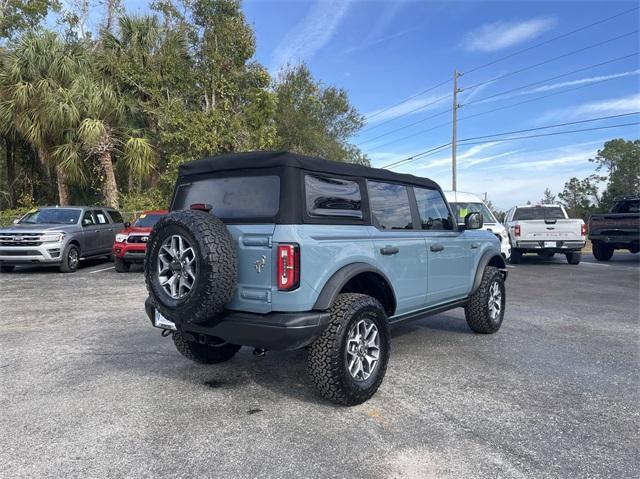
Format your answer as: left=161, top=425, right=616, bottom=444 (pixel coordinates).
left=145, top=209, right=237, bottom=325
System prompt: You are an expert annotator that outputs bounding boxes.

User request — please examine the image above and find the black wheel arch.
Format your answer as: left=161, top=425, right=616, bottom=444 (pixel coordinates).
left=471, top=251, right=507, bottom=295
left=313, top=263, right=397, bottom=317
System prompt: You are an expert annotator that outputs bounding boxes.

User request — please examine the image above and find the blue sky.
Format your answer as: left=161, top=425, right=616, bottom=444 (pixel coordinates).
left=124, top=0, right=638, bottom=208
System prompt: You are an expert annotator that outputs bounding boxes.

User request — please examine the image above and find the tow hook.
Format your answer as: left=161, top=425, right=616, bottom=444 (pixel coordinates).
left=253, top=348, right=267, bottom=357
left=160, top=329, right=172, bottom=338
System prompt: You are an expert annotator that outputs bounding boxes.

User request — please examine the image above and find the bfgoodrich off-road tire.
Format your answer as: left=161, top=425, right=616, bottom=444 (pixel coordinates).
left=114, top=257, right=131, bottom=273
left=307, top=293, right=390, bottom=406
left=172, top=332, right=241, bottom=364
left=465, top=266, right=506, bottom=334
left=509, top=249, right=522, bottom=264
left=566, top=251, right=581, bottom=265
left=59, top=244, right=80, bottom=273
left=592, top=241, right=613, bottom=261
left=145, top=209, right=237, bottom=325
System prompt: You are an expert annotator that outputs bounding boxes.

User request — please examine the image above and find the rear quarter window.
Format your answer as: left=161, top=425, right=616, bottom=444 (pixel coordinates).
left=172, top=175, right=280, bottom=219
left=305, top=175, right=362, bottom=218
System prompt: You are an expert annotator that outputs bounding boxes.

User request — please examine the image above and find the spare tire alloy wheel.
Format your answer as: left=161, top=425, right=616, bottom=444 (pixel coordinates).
left=158, top=235, right=197, bottom=299
left=145, top=210, right=237, bottom=325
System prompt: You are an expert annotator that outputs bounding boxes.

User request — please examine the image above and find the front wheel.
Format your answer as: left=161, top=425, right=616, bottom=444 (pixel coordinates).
left=114, top=257, right=131, bottom=273
left=592, top=241, right=613, bottom=261
left=566, top=251, right=581, bottom=265
left=59, top=244, right=80, bottom=273
left=172, top=332, right=241, bottom=364
left=465, top=266, right=505, bottom=334
left=308, top=293, right=390, bottom=406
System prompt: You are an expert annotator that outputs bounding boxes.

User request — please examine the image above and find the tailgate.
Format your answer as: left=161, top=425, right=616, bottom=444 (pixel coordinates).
left=520, top=220, right=583, bottom=241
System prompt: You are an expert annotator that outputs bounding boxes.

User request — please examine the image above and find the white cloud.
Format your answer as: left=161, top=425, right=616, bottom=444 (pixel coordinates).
left=270, top=1, right=351, bottom=72
left=537, top=93, right=640, bottom=123
left=523, top=70, right=640, bottom=95
left=364, top=94, right=449, bottom=124
left=463, top=17, right=557, bottom=52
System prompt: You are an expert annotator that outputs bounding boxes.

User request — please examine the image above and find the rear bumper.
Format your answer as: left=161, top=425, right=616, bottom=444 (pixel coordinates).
left=145, top=298, right=330, bottom=351
left=515, top=240, right=585, bottom=251
left=589, top=234, right=639, bottom=246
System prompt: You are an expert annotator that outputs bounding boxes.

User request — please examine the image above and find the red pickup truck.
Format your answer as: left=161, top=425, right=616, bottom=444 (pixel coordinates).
left=113, top=210, right=168, bottom=272
left=588, top=197, right=639, bottom=261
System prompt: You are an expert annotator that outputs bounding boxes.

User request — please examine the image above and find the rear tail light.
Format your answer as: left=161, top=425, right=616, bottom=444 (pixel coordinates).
left=190, top=203, right=212, bottom=212
left=277, top=243, right=300, bottom=291
left=514, top=225, right=521, bottom=237
left=581, top=223, right=587, bottom=237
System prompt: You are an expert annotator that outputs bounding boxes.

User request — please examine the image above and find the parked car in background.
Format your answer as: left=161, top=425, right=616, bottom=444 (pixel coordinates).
left=444, top=191, right=511, bottom=260
left=112, top=210, right=168, bottom=272
left=144, top=151, right=507, bottom=406
left=505, top=204, right=586, bottom=264
left=588, top=196, right=640, bottom=261
left=0, top=206, right=123, bottom=273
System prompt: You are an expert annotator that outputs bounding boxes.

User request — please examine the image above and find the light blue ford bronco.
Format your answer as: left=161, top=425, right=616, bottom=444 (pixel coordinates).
left=144, top=151, right=507, bottom=405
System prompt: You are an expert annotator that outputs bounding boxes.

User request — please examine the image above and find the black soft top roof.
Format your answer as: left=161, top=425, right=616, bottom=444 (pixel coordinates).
left=179, top=151, right=440, bottom=190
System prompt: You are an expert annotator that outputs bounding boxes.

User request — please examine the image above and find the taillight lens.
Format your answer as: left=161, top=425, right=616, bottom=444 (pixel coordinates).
left=581, top=223, right=587, bottom=237
left=277, top=244, right=300, bottom=291
left=514, top=225, right=521, bottom=237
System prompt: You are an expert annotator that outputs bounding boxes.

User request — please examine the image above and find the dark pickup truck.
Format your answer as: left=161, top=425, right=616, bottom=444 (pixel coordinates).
left=588, top=197, right=639, bottom=261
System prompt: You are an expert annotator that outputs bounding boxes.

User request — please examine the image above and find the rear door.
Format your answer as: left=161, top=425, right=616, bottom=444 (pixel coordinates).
left=414, top=187, right=472, bottom=305
left=92, top=209, right=114, bottom=252
left=367, top=181, right=427, bottom=315
left=81, top=210, right=100, bottom=255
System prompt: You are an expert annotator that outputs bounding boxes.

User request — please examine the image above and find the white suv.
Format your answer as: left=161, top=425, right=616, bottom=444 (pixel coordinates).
left=443, top=191, right=511, bottom=260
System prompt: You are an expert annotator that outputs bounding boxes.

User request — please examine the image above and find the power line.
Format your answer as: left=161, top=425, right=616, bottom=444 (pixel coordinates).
left=380, top=142, right=451, bottom=169
left=465, top=52, right=639, bottom=106
left=365, top=71, right=637, bottom=152
left=463, top=30, right=639, bottom=91
left=458, top=112, right=640, bottom=143
left=360, top=92, right=451, bottom=134
left=358, top=108, right=451, bottom=146
left=457, top=122, right=640, bottom=146
left=365, top=78, right=452, bottom=122
left=462, top=5, right=640, bottom=76
left=360, top=6, right=639, bottom=137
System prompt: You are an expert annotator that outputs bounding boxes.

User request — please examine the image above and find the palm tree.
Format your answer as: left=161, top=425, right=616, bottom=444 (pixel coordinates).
left=0, top=31, right=85, bottom=205
left=54, top=75, right=155, bottom=209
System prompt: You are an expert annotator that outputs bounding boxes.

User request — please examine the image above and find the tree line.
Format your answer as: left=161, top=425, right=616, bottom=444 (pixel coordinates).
left=0, top=0, right=368, bottom=213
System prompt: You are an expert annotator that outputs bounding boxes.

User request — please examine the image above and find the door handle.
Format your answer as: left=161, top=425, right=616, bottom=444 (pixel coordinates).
left=471, top=243, right=480, bottom=249
left=380, top=246, right=399, bottom=255
left=430, top=244, right=445, bottom=252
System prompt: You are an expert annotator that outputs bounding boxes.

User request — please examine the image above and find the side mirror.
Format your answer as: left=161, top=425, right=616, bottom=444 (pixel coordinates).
left=465, top=212, right=483, bottom=230
left=124, top=222, right=131, bottom=229
left=13, top=219, right=19, bottom=224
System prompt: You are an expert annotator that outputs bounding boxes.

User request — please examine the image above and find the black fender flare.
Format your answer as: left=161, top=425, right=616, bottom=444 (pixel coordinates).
left=313, top=262, right=397, bottom=313
left=471, top=251, right=507, bottom=295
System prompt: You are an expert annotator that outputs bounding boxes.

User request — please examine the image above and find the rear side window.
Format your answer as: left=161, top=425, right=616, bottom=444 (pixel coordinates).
left=612, top=200, right=639, bottom=213
left=305, top=175, right=362, bottom=218
left=414, top=188, right=453, bottom=230
left=514, top=207, right=565, bottom=220
left=367, top=181, right=413, bottom=230
left=172, top=176, right=280, bottom=219
left=108, top=210, right=124, bottom=223
left=93, top=210, right=110, bottom=224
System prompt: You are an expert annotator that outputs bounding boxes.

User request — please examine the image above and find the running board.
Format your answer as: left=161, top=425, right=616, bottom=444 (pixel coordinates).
left=389, top=299, right=469, bottom=327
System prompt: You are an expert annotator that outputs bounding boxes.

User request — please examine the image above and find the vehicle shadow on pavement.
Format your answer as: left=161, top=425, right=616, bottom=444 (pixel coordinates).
left=6, top=257, right=112, bottom=274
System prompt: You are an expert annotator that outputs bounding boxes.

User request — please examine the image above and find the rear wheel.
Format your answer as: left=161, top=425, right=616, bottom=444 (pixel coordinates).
left=172, top=332, right=241, bottom=364
left=0, top=265, right=15, bottom=273
left=566, top=251, right=581, bottom=265
left=114, top=257, right=131, bottom=273
left=59, top=244, right=80, bottom=273
left=509, top=249, right=522, bottom=264
left=592, top=241, right=613, bottom=261
left=465, top=266, right=505, bottom=334
left=308, top=293, right=390, bottom=406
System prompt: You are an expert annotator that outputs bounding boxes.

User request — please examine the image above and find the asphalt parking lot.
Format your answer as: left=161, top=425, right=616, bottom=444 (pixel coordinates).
left=1, top=253, right=638, bottom=478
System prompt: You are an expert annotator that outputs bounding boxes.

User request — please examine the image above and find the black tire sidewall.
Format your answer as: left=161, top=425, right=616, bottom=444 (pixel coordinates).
left=338, top=303, right=390, bottom=395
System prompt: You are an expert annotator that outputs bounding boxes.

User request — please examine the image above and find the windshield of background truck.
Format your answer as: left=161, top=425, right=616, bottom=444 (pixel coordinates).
left=514, top=207, right=565, bottom=221
left=172, top=175, right=280, bottom=219
left=18, top=208, right=81, bottom=225
left=450, top=202, right=496, bottom=224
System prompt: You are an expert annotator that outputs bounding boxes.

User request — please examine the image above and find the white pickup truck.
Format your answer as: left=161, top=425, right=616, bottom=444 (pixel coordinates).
left=505, top=204, right=586, bottom=264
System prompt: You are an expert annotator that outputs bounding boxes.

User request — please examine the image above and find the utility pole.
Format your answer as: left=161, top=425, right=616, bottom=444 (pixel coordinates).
left=451, top=69, right=460, bottom=191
